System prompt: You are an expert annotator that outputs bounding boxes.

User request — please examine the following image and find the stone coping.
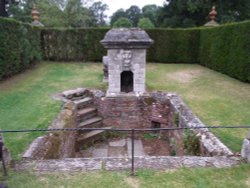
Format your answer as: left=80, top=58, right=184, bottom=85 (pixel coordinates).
left=100, top=28, right=153, bottom=49
left=154, top=92, right=234, bottom=156
left=15, top=156, right=242, bottom=173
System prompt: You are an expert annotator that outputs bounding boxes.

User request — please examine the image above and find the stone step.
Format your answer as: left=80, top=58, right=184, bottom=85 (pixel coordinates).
left=78, top=117, right=102, bottom=128
left=77, top=107, right=97, bottom=122
left=76, top=127, right=112, bottom=150
left=62, top=88, right=86, bottom=99
left=74, top=97, right=93, bottom=109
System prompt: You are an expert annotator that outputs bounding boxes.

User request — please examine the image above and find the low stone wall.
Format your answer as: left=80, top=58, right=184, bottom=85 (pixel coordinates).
left=163, top=92, right=233, bottom=156
left=15, top=156, right=241, bottom=172
left=0, top=133, right=12, bottom=166
left=23, top=101, right=77, bottom=160
left=23, top=88, right=235, bottom=160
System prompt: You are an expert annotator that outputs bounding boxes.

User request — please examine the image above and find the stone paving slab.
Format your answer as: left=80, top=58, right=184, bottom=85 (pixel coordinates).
left=127, top=138, right=146, bottom=157
left=108, top=146, right=127, bottom=157
left=109, top=139, right=126, bottom=147
left=93, top=149, right=108, bottom=158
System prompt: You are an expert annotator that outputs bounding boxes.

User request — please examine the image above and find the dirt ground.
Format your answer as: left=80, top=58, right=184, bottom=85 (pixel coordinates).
left=142, top=138, right=170, bottom=156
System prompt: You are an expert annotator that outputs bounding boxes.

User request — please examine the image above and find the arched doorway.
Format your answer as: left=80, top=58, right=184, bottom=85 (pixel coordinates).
left=121, top=71, right=133, bottom=93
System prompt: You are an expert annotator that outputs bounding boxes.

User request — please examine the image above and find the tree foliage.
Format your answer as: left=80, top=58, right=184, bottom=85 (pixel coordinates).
left=90, top=1, right=108, bottom=26
left=125, top=5, right=141, bottom=26
left=113, top=17, right=132, bottom=28
left=110, top=8, right=127, bottom=26
left=6, top=0, right=108, bottom=27
left=142, top=4, right=161, bottom=27
left=138, top=18, right=154, bottom=29
left=64, top=0, right=95, bottom=27
left=110, top=5, right=160, bottom=27
left=158, top=0, right=250, bottom=28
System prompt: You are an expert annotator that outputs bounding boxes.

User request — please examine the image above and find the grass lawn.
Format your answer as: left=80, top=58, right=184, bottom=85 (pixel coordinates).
left=0, top=62, right=250, bottom=157
left=0, top=62, right=250, bottom=187
left=4, top=165, right=250, bottom=188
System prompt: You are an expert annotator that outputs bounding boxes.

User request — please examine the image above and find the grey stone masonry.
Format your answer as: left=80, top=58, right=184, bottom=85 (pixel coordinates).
left=22, top=101, right=78, bottom=160
left=101, top=28, right=153, bottom=97
left=15, top=156, right=241, bottom=172
left=151, top=92, right=234, bottom=156
left=241, top=130, right=250, bottom=163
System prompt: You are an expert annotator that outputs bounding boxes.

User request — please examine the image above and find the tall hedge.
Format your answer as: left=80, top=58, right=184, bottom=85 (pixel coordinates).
left=146, top=28, right=200, bottom=63
left=1, top=18, right=249, bottom=83
left=41, top=27, right=200, bottom=63
left=0, top=18, right=41, bottom=80
left=199, top=21, right=250, bottom=82
left=41, top=28, right=108, bottom=61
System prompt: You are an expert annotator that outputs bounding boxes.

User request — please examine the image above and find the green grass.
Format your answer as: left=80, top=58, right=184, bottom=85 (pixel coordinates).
left=146, top=63, right=250, bottom=151
left=0, top=62, right=106, bottom=159
left=0, top=62, right=250, bottom=187
left=0, top=62, right=250, bottom=157
left=3, top=164, right=250, bottom=188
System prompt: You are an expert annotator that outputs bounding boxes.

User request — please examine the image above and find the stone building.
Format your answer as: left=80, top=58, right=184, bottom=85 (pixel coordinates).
left=101, top=28, right=153, bottom=97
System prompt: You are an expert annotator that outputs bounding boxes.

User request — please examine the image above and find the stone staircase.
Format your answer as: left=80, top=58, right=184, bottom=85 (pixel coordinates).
left=71, top=94, right=110, bottom=151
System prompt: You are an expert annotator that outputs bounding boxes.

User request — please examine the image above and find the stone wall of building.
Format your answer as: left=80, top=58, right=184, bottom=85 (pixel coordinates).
left=107, top=49, right=146, bottom=96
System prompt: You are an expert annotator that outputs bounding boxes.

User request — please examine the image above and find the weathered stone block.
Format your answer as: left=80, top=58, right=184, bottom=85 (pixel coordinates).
left=241, top=138, right=250, bottom=163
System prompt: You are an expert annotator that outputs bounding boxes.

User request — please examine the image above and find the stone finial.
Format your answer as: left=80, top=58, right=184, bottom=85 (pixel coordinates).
left=32, top=5, right=40, bottom=22
left=204, top=6, right=219, bottom=27
left=209, top=6, right=217, bottom=21
left=31, top=5, right=44, bottom=27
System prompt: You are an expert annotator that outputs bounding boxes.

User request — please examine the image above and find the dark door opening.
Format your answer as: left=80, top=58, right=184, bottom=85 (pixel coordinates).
left=151, top=121, right=161, bottom=134
left=121, top=71, right=133, bottom=93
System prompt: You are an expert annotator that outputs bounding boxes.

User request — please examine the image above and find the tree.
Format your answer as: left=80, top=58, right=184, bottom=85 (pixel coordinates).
left=125, top=5, right=141, bottom=27
left=113, top=17, right=132, bottom=28
left=90, top=1, right=108, bottom=26
left=6, top=0, right=98, bottom=27
left=64, top=0, right=95, bottom=27
left=142, top=4, right=161, bottom=26
left=37, top=0, right=67, bottom=27
left=110, top=8, right=127, bottom=26
left=0, top=0, right=8, bottom=17
left=8, top=0, right=67, bottom=25
left=138, top=18, right=154, bottom=29
left=158, top=0, right=250, bottom=28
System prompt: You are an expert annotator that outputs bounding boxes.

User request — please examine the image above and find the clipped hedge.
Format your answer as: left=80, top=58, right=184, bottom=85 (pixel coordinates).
left=41, top=27, right=200, bottom=63
left=146, top=28, right=200, bottom=63
left=199, top=21, right=250, bottom=82
left=41, top=28, right=109, bottom=61
left=0, top=18, right=41, bottom=80
left=1, top=18, right=249, bottom=82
